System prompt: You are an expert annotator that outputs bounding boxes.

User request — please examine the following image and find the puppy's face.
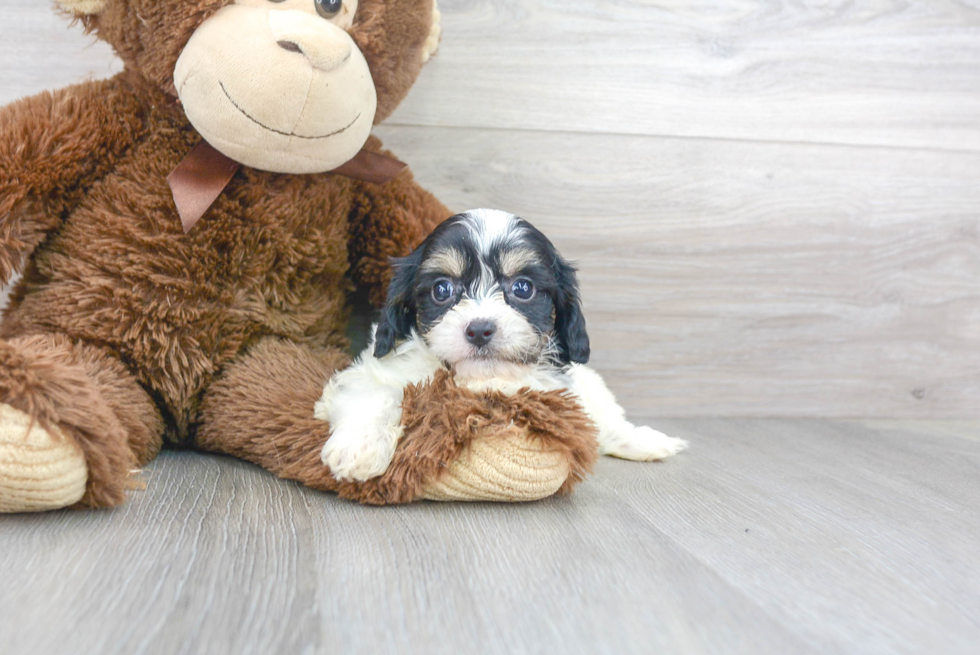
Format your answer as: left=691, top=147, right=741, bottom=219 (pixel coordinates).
left=375, top=209, right=590, bottom=370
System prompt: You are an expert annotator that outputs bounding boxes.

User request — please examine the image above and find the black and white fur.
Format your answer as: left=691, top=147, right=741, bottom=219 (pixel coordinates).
left=317, top=209, right=687, bottom=481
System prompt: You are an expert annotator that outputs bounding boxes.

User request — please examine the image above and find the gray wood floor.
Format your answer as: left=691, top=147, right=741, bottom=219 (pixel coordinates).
left=2, top=419, right=978, bottom=655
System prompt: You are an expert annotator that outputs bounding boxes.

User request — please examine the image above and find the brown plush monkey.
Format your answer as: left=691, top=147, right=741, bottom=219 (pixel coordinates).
left=0, top=0, right=596, bottom=511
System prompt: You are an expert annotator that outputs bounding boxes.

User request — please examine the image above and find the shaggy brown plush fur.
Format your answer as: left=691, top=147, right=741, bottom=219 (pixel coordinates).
left=199, top=344, right=597, bottom=505
left=0, top=75, right=444, bottom=444
left=352, top=370, right=599, bottom=503
left=195, top=336, right=347, bottom=488
left=0, top=0, right=447, bottom=508
left=0, top=334, right=163, bottom=508
left=0, top=0, right=598, bottom=509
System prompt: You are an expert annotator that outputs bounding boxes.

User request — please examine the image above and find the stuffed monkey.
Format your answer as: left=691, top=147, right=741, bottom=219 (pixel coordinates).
left=0, top=0, right=596, bottom=511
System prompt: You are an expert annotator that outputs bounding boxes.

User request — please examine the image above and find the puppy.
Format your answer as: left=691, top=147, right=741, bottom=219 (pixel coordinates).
left=316, top=209, right=687, bottom=481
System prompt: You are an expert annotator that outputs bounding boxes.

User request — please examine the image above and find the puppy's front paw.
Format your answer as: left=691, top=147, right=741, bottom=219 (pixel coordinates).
left=320, top=425, right=401, bottom=482
left=601, top=425, right=688, bottom=462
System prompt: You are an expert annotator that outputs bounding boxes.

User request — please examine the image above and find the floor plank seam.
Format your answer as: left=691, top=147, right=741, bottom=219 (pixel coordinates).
left=381, top=120, right=980, bottom=157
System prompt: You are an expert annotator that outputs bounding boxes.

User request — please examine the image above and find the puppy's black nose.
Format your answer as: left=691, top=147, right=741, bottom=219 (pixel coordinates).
left=465, top=320, right=497, bottom=347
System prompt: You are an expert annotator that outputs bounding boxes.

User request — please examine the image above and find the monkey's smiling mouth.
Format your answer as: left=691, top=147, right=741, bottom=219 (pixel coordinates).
left=219, top=81, right=360, bottom=140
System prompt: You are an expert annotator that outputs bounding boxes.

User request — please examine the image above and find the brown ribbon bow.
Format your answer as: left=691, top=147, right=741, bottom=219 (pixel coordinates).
left=167, top=141, right=407, bottom=233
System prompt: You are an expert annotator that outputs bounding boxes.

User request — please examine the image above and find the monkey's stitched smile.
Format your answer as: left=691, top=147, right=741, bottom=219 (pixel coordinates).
left=219, top=81, right=360, bottom=140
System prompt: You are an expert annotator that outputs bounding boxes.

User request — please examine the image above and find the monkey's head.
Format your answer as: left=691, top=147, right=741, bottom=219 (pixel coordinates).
left=59, top=0, right=441, bottom=173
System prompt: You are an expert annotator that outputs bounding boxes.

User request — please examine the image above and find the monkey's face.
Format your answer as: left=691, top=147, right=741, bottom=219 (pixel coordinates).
left=59, top=0, right=440, bottom=174
left=173, top=0, right=375, bottom=173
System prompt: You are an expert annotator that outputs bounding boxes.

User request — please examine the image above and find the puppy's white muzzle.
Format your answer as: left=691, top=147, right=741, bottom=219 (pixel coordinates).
left=425, top=295, right=543, bottom=367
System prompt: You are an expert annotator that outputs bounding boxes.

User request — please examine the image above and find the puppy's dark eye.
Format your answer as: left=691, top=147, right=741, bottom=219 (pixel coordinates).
left=315, top=0, right=343, bottom=18
left=432, top=279, right=455, bottom=303
left=511, top=278, right=534, bottom=300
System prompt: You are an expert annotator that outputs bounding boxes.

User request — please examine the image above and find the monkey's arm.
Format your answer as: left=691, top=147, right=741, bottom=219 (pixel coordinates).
left=346, top=138, right=450, bottom=305
left=0, top=77, right=145, bottom=283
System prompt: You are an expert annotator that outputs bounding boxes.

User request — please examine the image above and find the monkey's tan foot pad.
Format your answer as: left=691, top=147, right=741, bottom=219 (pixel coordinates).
left=421, top=434, right=571, bottom=502
left=0, top=403, right=87, bottom=512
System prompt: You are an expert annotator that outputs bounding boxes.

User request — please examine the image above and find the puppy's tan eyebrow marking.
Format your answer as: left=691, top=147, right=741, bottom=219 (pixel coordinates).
left=500, top=248, right=538, bottom=278
left=420, top=248, right=467, bottom=277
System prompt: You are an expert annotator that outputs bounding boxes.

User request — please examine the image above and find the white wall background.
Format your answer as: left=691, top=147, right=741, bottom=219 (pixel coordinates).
left=2, top=0, right=979, bottom=418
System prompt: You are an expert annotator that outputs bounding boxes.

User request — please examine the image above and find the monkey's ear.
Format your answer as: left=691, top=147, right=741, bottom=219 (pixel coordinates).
left=421, top=0, right=442, bottom=64
left=373, top=252, right=422, bottom=358
left=57, top=0, right=108, bottom=15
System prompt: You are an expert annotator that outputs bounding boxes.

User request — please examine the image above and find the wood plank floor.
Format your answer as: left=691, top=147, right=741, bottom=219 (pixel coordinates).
left=2, top=419, right=978, bottom=655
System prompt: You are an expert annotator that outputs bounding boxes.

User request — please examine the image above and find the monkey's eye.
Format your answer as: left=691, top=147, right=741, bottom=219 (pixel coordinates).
left=432, top=279, right=455, bottom=304
left=511, top=279, right=535, bottom=300
left=315, top=0, right=343, bottom=18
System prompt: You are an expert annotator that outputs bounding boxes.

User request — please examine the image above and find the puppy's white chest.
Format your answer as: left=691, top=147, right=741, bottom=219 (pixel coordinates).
left=455, top=366, right=568, bottom=397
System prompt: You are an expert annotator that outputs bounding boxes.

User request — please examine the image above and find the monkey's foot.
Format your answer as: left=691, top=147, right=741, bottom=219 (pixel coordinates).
left=0, top=403, right=87, bottom=512
left=421, top=432, right=571, bottom=502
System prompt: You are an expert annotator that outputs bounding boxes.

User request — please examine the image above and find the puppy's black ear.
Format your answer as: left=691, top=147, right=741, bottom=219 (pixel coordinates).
left=553, top=256, right=591, bottom=365
left=374, top=250, right=422, bottom=358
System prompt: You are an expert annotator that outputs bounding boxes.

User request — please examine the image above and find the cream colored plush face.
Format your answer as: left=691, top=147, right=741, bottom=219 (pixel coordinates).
left=174, top=0, right=376, bottom=173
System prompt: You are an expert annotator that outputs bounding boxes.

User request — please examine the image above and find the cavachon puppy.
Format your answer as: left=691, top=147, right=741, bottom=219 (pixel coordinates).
left=316, top=209, right=688, bottom=481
